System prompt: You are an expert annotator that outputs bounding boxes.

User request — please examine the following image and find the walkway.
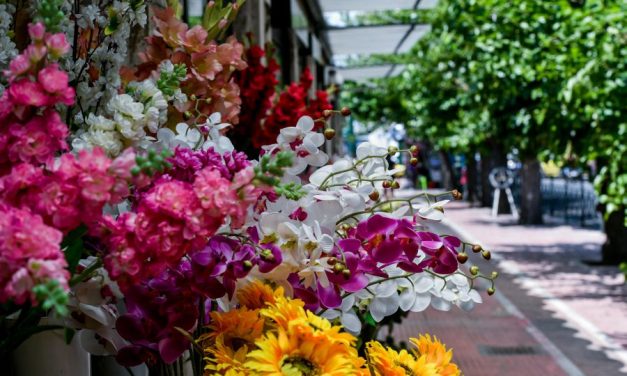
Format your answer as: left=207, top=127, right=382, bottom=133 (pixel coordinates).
left=389, top=200, right=627, bottom=375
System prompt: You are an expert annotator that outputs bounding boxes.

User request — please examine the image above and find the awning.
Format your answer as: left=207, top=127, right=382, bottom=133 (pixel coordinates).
left=320, top=0, right=438, bottom=81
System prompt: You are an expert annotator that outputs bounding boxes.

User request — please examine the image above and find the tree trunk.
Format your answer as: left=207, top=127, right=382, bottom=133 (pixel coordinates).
left=439, top=151, right=455, bottom=190
left=601, top=209, right=627, bottom=264
left=466, top=152, right=479, bottom=204
left=520, top=158, right=543, bottom=224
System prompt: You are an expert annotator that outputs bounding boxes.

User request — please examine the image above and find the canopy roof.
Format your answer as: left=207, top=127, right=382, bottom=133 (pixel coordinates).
left=320, top=0, right=437, bottom=82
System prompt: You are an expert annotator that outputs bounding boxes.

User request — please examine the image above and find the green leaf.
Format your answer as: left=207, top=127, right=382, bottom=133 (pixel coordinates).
left=364, top=312, right=377, bottom=327
left=61, top=225, right=87, bottom=275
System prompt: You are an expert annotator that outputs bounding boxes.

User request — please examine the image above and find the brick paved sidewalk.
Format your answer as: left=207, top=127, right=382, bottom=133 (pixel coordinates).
left=390, top=199, right=627, bottom=375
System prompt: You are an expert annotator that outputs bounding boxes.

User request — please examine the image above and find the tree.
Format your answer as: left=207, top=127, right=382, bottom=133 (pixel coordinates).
left=344, top=0, right=625, bottom=230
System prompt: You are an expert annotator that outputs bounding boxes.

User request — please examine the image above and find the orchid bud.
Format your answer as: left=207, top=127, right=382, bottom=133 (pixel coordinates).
left=342, top=269, right=351, bottom=279
left=369, top=190, right=380, bottom=201
left=340, top=107, right=351, bottom=116
left=387, top=146, right=398, bottom=155
left=391, top=180, right=400, bottom=189
left=323, top=109, right=333, bottom=118
left=382, top=180, right=392, bottom=189
left=481, top=250, right=492, bottom=260
left=487, top=287, right=496, bottom=296
left=327, top=257, right=337, bottom=266
left=457, top=252, right=468, bottom=264
left=472, top=244, right=482, bottom=253
left=491, top=271, right=499, bottom=279
left=324, top=128, right=336, bottom=140
left=410, top=157, right=418, bottom=166
left=470, top=266, right=479, bottom=276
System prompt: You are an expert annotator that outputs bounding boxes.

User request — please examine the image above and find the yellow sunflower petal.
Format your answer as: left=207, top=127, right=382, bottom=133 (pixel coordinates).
left=237, top=280, right=285, bottom=310
left=410, top=334, right=460, bottom=376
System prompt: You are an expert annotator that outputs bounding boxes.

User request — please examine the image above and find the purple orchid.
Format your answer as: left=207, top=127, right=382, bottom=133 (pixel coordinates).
left=356, top=214, right=420, bottom=270
left=417, top=232, right=461, bottom=274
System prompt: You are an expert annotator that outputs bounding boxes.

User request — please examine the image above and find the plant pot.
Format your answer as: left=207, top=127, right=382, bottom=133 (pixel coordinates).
left=11, top=324, right=90, bottom=376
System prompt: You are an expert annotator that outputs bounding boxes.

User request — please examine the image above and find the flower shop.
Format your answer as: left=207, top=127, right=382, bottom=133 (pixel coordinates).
left=0, top=1, right=496, bottom=375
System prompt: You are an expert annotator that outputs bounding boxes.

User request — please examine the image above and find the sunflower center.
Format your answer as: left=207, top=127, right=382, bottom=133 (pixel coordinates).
left=225, top=336, right=251, bottom=352
left=281, top=356, right=319, bottom=376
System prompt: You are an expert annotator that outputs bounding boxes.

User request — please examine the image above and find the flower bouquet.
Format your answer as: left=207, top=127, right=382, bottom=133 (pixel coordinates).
left=0, top=2, right=497, bottom=375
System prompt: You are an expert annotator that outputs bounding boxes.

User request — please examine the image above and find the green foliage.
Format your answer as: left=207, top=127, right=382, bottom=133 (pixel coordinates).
left=61, top=225, right=87, bottom=275
left=345, top=0, right=625, bottom=218
left=132, top=148, right=173, bottom=176
left=254, top=151, right=306, bottom=200
left=32, top=280, right=69, bottom=316
left=35, top=0, right=65, bottom=32
left=157, top=64, right=187, bottom=97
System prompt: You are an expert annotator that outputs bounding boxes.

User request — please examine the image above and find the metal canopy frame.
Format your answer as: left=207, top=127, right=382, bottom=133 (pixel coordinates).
left=319, top=0, right=436, bottom=81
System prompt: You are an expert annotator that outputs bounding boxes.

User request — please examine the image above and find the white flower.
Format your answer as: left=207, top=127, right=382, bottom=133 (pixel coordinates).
left=322, top=295, right=362, bottom=334
left=156, top=122, right=202, bottom=150
left=277, top=116, right=329, bottom=175
left=416, top=200, right=451, bottom=221
left=202, top=112, right=234, bottom=154
left=109, top=93, right=145, bottom=139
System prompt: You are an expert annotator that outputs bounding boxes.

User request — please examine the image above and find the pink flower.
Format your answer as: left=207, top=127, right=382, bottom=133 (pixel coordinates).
left=6, top=55, right=31, bottom=79
left=0, top=202, right=68, bottom=306
left=193, top=167, right=237, bottom=216
left=8, top=79, right=49, bottom=107
left=28, top=22, right=46, bottom=42
left=7, top=112, right=68, bottom=164
left=38, top=64, right=75, bottom=105
left=26, top=45, right=48, bottom=63
left=45, top=33, right=71, bottom=58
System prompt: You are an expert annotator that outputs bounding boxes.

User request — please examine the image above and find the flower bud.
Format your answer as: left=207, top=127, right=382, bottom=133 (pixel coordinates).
left=190, top=94, right=197, bottom=101
left=323, top=109, right=333, bottom=118
left=387, top=146, right=398, bottom=155
left=382, top=180, right=392, bottom=189
left=487, top=287, right=496, bottom=296
left=333, top=263, right=344, bottom=273
left=340, top=107, right=351, bottom=116
left=472, top=244, right=482, bottom=253
left=327, top=257, right=337, bottom=266
left=481, top=250, right=492, bottom=260
left=391, top=180, right=400, bottom=189
left=451, top=189, right=462, bottom=200
left=409, top=145, right=419, bottom=155
left=323, top=128, right=336, bottom=140
left=183, top=111, right=193, bottom=120
left=410, top=157, right=418, bottom=166
left=457, top=252, right=469, bottom=264
left=369, top=190, right=380, bottom=201
left=490, top=271, right=499, bottom=279
left=243, top=260, right=253, bottom=270
left=470, top=266, right=479, bottom=276
left=342, top=269, right=351, bottom=279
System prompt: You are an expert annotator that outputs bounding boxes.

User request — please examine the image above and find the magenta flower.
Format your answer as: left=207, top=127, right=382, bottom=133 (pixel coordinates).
left=416, top=232, right=461, bottom=274
left=357, top=214, right=420, bottom=268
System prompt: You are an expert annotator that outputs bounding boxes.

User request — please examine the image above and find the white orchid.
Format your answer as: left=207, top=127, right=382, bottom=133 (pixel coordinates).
left=322, top=295, right=362, bottom=334
left=275, top=116, right=329, bottom=175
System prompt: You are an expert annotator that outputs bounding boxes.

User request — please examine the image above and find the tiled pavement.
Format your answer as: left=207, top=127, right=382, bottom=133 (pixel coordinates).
left=389, top=198, right=627, bottom=376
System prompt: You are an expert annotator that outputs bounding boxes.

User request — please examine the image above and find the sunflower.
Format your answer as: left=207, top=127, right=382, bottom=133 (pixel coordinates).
left=410, top=335, right=460, bottom=376
left=245, top=328, right=361, bottom=375
left=261, top=295, right=307, bottom=330
left=237, top=280, right=285, bottom=309
left=199, top=308, right=266, bottom=347
left=204, top=337, right=249, bottom=376
left=200, top=308, right=266, bottom=375
left=366, top=341, right=438, bottom=376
